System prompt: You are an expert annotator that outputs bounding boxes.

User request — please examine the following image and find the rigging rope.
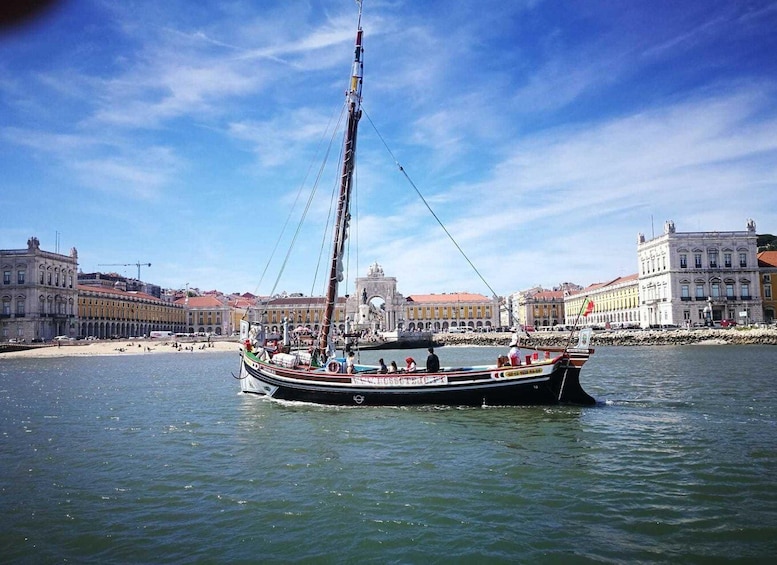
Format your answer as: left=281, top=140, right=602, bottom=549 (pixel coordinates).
left=274, top=105, right=347, bottom=300
left=249, top=103, right=347, bottom=323
left=362, top=107, right=501, bottom=300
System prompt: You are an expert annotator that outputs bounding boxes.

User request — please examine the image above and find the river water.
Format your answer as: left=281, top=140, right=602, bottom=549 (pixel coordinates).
left=1, top=345, right=776, bottom=563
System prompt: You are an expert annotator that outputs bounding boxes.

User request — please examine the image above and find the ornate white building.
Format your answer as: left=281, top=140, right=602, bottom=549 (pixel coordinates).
left=637, top=219, right=762, bottom=327
left=1, top=236, right=79, bottom=342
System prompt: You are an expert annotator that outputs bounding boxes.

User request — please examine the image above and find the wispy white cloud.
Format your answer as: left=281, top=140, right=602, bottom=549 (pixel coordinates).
left=3, top=126, right=180, bottom=199
left=354, top=86, right=777, bottom=294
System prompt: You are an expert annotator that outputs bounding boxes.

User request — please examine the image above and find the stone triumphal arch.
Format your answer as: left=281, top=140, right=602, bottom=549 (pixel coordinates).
left=345, top=262, right=405, bottom=332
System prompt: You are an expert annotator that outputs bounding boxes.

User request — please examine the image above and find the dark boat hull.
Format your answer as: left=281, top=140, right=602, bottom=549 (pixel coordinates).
left=348, top=338, right=441, bottom=351
left=238, top=351, right=595, bottom=407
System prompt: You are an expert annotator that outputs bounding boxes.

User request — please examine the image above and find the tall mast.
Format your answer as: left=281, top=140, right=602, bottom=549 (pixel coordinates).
left=319, top=2, right=364, bottom=357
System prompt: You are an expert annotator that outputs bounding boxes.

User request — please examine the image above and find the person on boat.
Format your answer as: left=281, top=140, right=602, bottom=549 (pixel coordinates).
left=388, top=361, right=398, bottom=373
left=508, top=337, right=521, bottom=366
left=346, top=351, right=356, bottom=374
left=378, top=358, right=388, bottom=374
left=405, top=357, right=417, bottom=372
left=426, top=347, right=440, bottom=373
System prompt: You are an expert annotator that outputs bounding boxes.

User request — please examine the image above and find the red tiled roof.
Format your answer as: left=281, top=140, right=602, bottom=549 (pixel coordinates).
left=229, top=298, right=254, bottom=308
left=174, top=295, right=225, bottom=308
left=531, top=290, right=564, bottom=301
left=569, top=274, right=638, bottom=296
left=758, top=251, right=777, bottom=268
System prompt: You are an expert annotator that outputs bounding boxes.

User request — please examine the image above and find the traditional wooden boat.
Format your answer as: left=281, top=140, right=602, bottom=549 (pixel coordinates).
left=237, top=2, right=596, bottom=407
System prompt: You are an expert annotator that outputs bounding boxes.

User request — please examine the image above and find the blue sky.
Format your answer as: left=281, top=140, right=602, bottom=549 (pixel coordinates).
left=2, top=0, right=776, bottom=298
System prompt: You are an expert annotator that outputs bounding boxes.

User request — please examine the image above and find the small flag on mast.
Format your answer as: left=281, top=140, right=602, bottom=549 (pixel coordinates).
left=583, top=298, right=595, bottom=317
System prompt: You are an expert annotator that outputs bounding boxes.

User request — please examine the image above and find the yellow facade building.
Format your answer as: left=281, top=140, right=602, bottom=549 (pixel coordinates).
left=78, top=284, right=185, bottom=338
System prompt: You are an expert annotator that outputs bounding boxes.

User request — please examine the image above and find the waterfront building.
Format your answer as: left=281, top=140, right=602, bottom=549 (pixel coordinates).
left=509, top=283, right=581, bottom=330
left=77, top=284, right=185, bottom=338
left=636, top=219, right=762, bottom=327
left=257, top=296, right=347, bottom=336
left=512, top=288, right=566, bottom=330
left=227, top=295, right=256, bottom=337
left=757, top=251, right=777, bottom=323
left=254, top=291, right=498, bottom=335
left=174, top=295, right=231, bottom=336
left=402, top=292, right=498, bottom=332
left=1, top=237, right=78, bottom=342
left=565, top=275, right=640, bottom=328
left=507, top=286, right=541, bottom=330
left=242, top=264, right=499, bottom=336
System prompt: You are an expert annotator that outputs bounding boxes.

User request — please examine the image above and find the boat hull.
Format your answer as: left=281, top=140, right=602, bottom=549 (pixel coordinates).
left=238, top=351, right=595, bottom=407
left=350, top=337, right=440, bottom=351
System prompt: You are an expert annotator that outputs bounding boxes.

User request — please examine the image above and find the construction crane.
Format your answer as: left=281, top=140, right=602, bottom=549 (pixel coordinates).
left=97, top=261, right=151, bottom=280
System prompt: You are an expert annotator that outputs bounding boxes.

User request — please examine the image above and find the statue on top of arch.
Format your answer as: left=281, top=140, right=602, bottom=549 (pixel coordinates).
left=367, top=262, right=384, bottom=278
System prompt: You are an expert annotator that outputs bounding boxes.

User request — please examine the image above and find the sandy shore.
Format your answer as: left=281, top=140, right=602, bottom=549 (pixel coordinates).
left=0, top=339, right=244, bottom=359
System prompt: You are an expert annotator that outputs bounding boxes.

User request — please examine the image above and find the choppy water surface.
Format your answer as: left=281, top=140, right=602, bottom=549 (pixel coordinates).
left=1, top=345, right=776, bottom=563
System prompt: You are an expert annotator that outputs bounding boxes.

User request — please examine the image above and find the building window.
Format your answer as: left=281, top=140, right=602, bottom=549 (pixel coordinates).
left=2, top=271, right=9, bottom=285
left=40, top=271, right=44, bottom=284
left=680, top=254, right=687, bottom=268
left=1, top=299, right=9, bottom=315
left=766, top=284, right=773, bottom=299
left=694, top=253, right=702, bottom=268
left=726, top=283, right=735, bottom=298
left=708, top=250, right=718, bottom=268
left=17, top=271, right=25, bottom=284
left=695, top=284, right=705, bottom=298
left=724, top=253, right=732, bottom=268
left=681, top=284, right=690, bottom=300
left=711, top=282, right=720, bottom=297
left=739, top=253, right=747, bottom=268
left=17, top=299, right=25, bottom=315
left=742, top=283, right=750, bottom=299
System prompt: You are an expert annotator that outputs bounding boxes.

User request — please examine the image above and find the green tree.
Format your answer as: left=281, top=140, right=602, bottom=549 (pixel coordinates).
left=758, top=234, right=777, bottom=252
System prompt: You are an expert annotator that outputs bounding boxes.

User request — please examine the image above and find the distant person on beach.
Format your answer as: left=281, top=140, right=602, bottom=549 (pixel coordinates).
left=426, top=347, right=440, bottom=372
